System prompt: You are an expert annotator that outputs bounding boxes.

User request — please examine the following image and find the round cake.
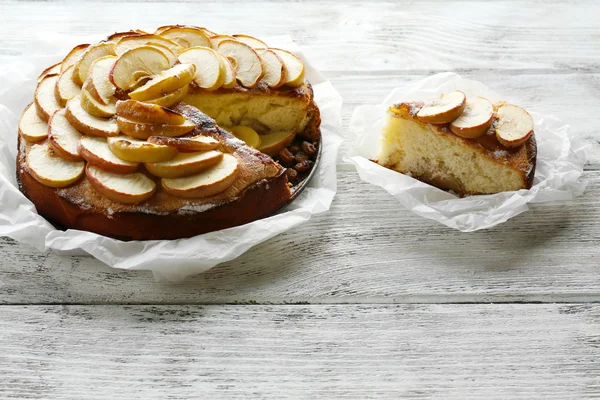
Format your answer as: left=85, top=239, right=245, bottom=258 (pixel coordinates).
left=16, top=25, right=321, bottom=240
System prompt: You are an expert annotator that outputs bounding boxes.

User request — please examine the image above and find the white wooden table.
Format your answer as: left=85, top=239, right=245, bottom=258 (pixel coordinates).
left=1, top=1, right=600, bottom=398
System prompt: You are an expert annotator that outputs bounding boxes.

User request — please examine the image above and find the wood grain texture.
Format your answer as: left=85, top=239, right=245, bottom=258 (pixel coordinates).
left=0, top=0, right=599, bottom=73
left=1, top=304, right=599, bottom=399
left=1, top=170, right=598, bottom=305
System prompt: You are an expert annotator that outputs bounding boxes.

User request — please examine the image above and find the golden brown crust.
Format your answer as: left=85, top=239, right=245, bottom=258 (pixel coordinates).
left=19, top=164, right=290, bottom=240
left=387, top=102, right=537, bottom=194
left=17, top=105, right=304, bottom=240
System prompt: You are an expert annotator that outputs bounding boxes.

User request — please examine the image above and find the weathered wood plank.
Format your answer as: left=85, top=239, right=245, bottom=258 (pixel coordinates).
left=0, top=1, right=598, bottom=72
left=1, top=170, right=598, bottom=305
left=0, top=304, right=599, bottom=399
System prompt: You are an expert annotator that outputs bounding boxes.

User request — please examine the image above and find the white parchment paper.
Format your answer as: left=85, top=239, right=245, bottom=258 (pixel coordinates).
left=347, top=72, right=587, bottom=232
left=0, top=34, right=343, bottom=281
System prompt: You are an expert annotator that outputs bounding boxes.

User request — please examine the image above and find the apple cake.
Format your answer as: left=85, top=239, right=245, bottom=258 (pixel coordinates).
left=378, top=91, right=536, bottom=195
left=16, top=25, right=321, bottom=240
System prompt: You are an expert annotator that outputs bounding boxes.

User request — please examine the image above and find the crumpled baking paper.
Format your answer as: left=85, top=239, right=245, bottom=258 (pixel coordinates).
left=0, top=34, right=343, bottom=281
left=347, top=72, right=587, bottom=232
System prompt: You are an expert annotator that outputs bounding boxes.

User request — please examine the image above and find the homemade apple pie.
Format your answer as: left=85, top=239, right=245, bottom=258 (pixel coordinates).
left=378, top=91, right=536, bottom=195
left=17, top=26, right=321, bottom=240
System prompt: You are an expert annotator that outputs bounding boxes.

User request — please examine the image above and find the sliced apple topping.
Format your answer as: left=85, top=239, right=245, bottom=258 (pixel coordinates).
left=177, top=47, right=225, bottom=90
left=19, top=103, right=49, bottom=143
left=107, top=136, right=178, bottom=163
left=217, top=40, right=263, bottom=88
left=27, top=143, right=85, bottom=188
left=210, top=34, right=236, bottom=48
left=61, top=44, right=90, bottom=73
left=117, top=117, right=196, bottom=139
left=495, top=104, right=534, bottom=148
left=79, top=136, right=138, bottom=174
left=450, top=97, right=494, bottom=139
left=55, top=65, right=82, bottom=107
left=83, top=55, right=117, bottom=105
left=416, top=91, right=467, bottom=124
left=216, top=53, right=237, bottom=88
left=38, top=62, right=61, bottom=83
left=116, top=100, right=186, bottom=124
left=86, top=165, right=156, bottom=204
left=48, top=109, right=83, bottom=161
left=145, top=150, right=223, bottom=178
left=72, top=42, right=116, bottom=86
left=109, top=46, right=171, bottom=90
left=128, top=63, right=196, bottom=101
left=35, top=74, right=62, bottom=122
left=271, top=49, right=304, bottom=88
left=144, top=84, right=189, bottom=108
left=233, top=34, right=267, bottom=49
left=80, top=88, right=117, bottom=118
left=229, top=126, right=261, bottom=148
left=114, top=34, right=182, bottom=57
left=162, top=153, right=239, bottom=198
left=256, top=49, right=285, bottom=88
left=147, top=135, right=220, bottom=152
left=147, top=43, right=178, bottom=65
left=159, top=26, right=211, bottom=48
left=257, top=131, right=296, bottom=156
left=106, top=30, right=142, bottom=43
left=65, top=96, right=119, bottom=137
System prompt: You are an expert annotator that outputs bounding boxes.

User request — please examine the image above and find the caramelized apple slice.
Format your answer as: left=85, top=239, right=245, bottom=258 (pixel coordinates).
left=257, top=131, right=296, bottom=156
left=80, top=88, right=116, bottom=118
left=229, top=126, right=261, bottom=148
left=55, top=65, right=81, bottom=107
left=128, top=63, right=196, bottom=101
left=450, top=97, right=494, bottom=139
left=114, top=34, right=183, bottom=57
left=27, top=143, right=85, bottom=188
left=162, top=153, right=239, bottom=198
left=38, top=62, right=61, bottom=83
left=65, top=96, right=119, bottom=137
left=48, top=109, right=83, bottom=161
left=495, top=104, right=534, bottom=148
left=209, top=34, right=236, bottom=48
left=144, top=84, right=189, bottom=108
left=60, top=44, right=90, bottom=73
left=86, top=165, right=156, bottom=204
left=217, top=40, right=263, bottom=88
left=19, top=103, right=49, bottom=143
left=72, top=42, right=116, bottom=86
left=177, top=47, right=225, bottom=90
left=256, top=49, right=285, bottom=88
left=106, top=30, right=143, bottom=43
left=159, top=26, right=211, bottom=48
left=147, top=43, right=177, bottom=65
left=35, top=74, right=62, bottom=122
left=117, top=117, right=196, bottom=139
left=109, top=46, right=171, bottom=90
left=79, top=136, right=138, bottom=174
left=216, top=53, right=237, bottom=88
left=116, top=100, right=186, bottom=125
left=233, top=34, right=267, bottom=49
left=147, top=135, right=220, bottom=152
left=271, top=49, right=304, bottom=88
left=416, top=91, right=466, bottom=124
left=146, top=150, right=223, bottom=178
left=83, top=55, right=117, bottom=105
left=107, top=136, right=178, bottom=163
